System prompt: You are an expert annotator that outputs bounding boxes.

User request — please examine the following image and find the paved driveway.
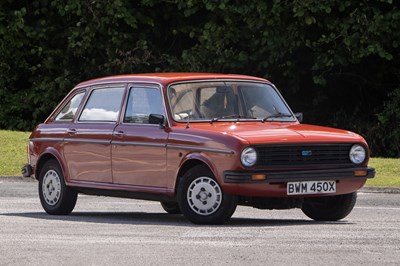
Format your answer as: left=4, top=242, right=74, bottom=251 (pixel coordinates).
left=1, top=179, right=399, bottom=265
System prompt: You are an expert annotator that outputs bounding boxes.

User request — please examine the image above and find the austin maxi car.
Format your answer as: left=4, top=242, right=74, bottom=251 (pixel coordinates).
left=22, top=73, right=375, bottom=224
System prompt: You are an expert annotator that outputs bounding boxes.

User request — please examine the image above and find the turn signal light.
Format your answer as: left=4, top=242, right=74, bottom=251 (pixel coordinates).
left=251, top=174, right=266, bottom=181
left=354, top=170, right=367, bottom=177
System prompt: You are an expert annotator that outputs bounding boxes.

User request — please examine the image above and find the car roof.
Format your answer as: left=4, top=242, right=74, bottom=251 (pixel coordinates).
left=75, top=73, right=270, bottom=88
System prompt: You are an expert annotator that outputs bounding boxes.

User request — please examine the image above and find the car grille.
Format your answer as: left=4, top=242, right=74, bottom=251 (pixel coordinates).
left=254, top=143, right=353, bottom=168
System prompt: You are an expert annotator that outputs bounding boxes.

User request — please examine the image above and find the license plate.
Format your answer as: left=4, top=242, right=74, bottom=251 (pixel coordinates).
left=287, top=180, right=336, bottom=195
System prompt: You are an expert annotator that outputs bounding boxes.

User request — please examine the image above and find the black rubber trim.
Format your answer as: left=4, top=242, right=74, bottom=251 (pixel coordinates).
left=224, top=167, right=375, bottom=183
left=21, top=164, right=33, bottom=177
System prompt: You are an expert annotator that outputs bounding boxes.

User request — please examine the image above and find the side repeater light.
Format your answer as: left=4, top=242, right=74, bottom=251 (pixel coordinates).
left=251, top=174, right=266, bottom=181
left=354, top=170, right=367, bottom=177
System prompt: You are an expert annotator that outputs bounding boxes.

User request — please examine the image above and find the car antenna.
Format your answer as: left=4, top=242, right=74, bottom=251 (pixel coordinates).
left=186, top=112, right=190, bottom=129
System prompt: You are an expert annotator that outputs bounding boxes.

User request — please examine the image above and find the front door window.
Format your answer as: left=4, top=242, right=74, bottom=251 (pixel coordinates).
left=124, top=87, right=164, bottom=124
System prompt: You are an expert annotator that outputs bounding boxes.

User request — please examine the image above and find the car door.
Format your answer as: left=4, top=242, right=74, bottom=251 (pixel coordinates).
left=63, top=85, right=125, bottom=183
left=112, top=85, right=168, bottom=187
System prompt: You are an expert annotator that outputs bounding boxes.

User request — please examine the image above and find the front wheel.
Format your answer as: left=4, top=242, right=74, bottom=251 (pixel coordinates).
left=177, top=165, right=237, bottom=224
left=39, top=159, right=77, bottom=215
left=301, top=192, right=357, bottom=221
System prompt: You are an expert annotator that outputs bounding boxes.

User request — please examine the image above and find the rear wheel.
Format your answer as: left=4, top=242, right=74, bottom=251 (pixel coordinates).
left=39, top=159, right=77, bottom=215
left=177, top=165, right=237, bottom=224
left=160, top=201, right=181, bottom=214
left=301, top=192, right=357, bottom=221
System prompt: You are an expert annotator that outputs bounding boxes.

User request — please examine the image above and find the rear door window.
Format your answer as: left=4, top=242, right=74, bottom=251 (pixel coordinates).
left=79, top=87, right=125, bottom=122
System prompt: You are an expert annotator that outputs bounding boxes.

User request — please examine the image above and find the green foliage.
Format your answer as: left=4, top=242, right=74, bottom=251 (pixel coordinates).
left=0, top=0, right=399, bottom=157
left=0, top=0, right=160, bottom=129
left=374, top=88, right=400, bottom=157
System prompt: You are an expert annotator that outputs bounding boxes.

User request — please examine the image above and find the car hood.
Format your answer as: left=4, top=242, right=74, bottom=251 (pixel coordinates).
left=188, top=122, right=364, bottom=144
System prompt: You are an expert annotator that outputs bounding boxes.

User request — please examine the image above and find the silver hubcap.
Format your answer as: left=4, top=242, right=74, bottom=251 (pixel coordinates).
left=42, top=170, right=62, bottom=206
left=187, top=176, right=222, bottom=215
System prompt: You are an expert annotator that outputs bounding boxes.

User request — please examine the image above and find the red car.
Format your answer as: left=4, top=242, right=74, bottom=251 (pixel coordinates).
left=22, top=73, right=375, bottom=224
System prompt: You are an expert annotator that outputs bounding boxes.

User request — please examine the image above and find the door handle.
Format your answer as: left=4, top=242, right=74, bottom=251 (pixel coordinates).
left=67, top=128, right=77, bottom=135
left=113, top=131, right=125, bottom=137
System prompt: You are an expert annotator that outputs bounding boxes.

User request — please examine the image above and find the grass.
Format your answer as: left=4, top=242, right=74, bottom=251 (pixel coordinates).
left=0, top=130, right=399, bottom=187
left=366, top=158, right=400, bottom=187
left=0, top=130, right=30, bottom=176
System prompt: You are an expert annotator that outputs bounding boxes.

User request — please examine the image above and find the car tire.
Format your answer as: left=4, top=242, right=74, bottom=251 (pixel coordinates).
left=160, top=201, right=181, bottom=214
left=301, top=192, right=357, bottom=221
left=38, top=159, right=77, bottom=215
left=177, top=165, right=237, bottom=224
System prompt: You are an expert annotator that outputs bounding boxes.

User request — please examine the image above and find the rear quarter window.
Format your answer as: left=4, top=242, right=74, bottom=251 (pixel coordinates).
left=55, top=92, right=85, bottom=121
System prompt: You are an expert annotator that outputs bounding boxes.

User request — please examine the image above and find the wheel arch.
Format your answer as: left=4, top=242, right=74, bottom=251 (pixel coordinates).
left=35, top=150, right=66, bottom=181
left=174, top=155, right=217, bottom=193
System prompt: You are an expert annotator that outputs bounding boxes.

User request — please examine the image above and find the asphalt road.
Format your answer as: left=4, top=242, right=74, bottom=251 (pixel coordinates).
left=1, top=178, right=399, bottom=266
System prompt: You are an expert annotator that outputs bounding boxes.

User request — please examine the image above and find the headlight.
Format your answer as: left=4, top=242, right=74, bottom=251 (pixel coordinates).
left=241, top=147, right=257, bottom=167
left=349, top=144, right=366, bottom=164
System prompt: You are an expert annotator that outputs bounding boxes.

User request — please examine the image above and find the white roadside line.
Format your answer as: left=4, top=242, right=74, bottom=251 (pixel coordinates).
left=355, top=206, right=400, bottom=210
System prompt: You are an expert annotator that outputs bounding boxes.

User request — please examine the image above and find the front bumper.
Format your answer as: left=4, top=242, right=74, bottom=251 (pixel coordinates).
left=21, top=164, right=33, bottom=178
left=224, top=167, right=375, bottom=183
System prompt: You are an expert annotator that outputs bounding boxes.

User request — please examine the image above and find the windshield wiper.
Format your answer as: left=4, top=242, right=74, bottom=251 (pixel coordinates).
left=262, top=112, right=293, bottom=122
left=210, top=114, right=256, bottom=123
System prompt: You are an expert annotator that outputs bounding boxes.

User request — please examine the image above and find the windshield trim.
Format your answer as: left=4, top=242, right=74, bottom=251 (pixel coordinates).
left=167, top=80, right=296, bottom=123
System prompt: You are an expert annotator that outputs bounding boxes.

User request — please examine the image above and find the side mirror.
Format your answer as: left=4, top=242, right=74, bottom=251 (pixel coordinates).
left=295, top=112, right=303, bottom=123
left=149, top=114, right=165, bottom=128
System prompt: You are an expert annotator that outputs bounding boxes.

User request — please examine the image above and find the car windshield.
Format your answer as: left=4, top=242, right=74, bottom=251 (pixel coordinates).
left=168, top=81, right=295, bottom=122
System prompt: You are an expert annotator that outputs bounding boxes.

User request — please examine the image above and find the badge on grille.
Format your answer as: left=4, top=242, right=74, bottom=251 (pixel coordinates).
left=302, top=150, right=312, bottom=156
